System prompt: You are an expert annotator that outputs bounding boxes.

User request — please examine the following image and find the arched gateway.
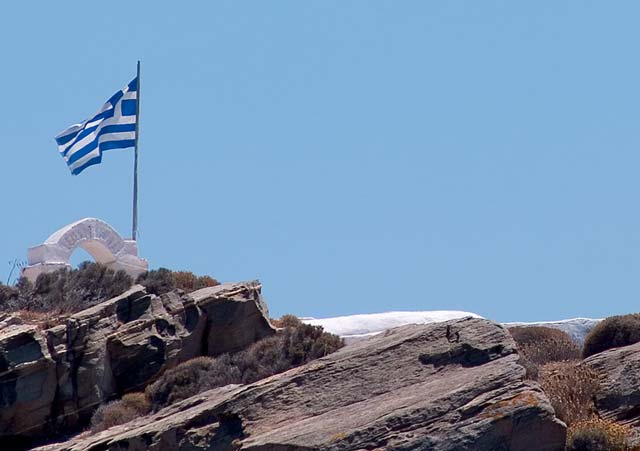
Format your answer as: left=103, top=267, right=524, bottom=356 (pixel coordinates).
left=22, top=218, right=148, bottom=282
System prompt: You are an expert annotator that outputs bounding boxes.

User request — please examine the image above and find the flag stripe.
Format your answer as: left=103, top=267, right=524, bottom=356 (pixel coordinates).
left=101, top=139, right=136, bottom=151
left=54, top=76, right=137, bottom=175
left=70, top=154, right=102, bottom=175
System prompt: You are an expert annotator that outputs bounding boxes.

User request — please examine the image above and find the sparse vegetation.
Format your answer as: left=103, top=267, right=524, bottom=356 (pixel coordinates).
left=509, top=326, right=581, bottom=365
left=5, top=263, right=639, bottom=449
left=508, top=326, right=581, bottom=380
left=136, top=268, right=219, bottom=296
left=270, top=313, right=302, bottom=328
left=88, top=315, right=344, bottom=432
left=146, top=316, right=344, bottom=411
left=566, top=418, right=636, bottom=451
left=90, top=392, right=151, bottom=433
left=0, top=283, right=19, bottom=306
left=583, top=313, right=640, bottom=358
left=0, top=262, right=132, bottom=314
left=0, top=264, right=220, bottom=318
left=537, top=361, right=600, bottom=426
left=145, top=356, right=238, bottom=408
left=120, top=392, right=150, bottom=415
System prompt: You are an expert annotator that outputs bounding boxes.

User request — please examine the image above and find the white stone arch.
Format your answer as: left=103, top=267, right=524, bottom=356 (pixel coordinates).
left=22, top=218, right=148, bottom=282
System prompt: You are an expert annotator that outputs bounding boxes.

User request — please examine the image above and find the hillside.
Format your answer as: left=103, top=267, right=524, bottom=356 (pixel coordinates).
left=1, top=268, right=640, bottom=450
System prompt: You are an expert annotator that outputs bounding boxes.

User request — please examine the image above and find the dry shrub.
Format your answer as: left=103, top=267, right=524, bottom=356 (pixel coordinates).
left=583, top=314, right=640, bottom=358
left=135, top=268, right=174, bottom=296
left=172, top=271, right=219, bottom=292
left=566, top=418, right=637, bottom=451
left=509, top=326, right=580, bottom=365
left=145, top=356, right=239, bottom=408
left=508, top=326, right=580, bottom=380
left=518, top=357, right=539, bottom=380
left=121, top=392, right=150, bottom=415
left=90, top=392, right=150, bottom=432
left=271, top=314, right=302, bottom=329
left=0, top=284, right=19, bottom=305
left=194, top=275, right=219, bottom=289
left=136, top=268, right=219, bottom=295
left=537, top=361, right=600, bottom=426
left=147, top=317, right=344, bottom=411
left=90, top=401, right=139, bottom=432
left=0, top=262, right=133, bottom=315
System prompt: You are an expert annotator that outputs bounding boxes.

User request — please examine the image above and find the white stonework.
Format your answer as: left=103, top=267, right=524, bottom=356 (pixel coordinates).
left=22, top=218, right=148, bottom=282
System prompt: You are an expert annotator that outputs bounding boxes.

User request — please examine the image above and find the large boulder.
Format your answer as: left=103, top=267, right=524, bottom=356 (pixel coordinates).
left=36, top=318, right=566, bottom=451
left=583, top=340, right=640, bottom=428
left=0, top=280, right=274, bottom=447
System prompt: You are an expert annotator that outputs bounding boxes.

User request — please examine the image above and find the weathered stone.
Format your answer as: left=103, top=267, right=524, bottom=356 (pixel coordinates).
left=0, top=313, right=23, bottom=329
left=0, top=324, right=57, bottom=440
left=191, top=282, right=273, bottom=355
left=0, top=280, right=275, bottom=447
left=583, top=341, right=640, bottom=428
left=36, top=318, right=566, bottom=451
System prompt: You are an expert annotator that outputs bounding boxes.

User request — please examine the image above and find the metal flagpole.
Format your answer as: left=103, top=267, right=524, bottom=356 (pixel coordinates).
left=132, top=60, right=141, bottom=241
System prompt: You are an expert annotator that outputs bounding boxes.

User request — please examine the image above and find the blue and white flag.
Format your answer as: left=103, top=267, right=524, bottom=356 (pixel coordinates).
left=55, top=77, right=138, bottom=175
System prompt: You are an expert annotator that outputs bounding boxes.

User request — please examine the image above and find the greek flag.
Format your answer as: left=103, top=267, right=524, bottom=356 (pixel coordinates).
left=55, top=77, right=138, bottom=175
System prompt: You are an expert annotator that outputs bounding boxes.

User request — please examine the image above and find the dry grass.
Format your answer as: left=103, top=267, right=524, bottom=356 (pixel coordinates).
left=538, top=361, right=600, bottom=426
left=566, top=418, right=639, bottom=451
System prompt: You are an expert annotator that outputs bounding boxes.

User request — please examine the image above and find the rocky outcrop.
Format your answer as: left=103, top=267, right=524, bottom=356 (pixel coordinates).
left=0, top=281, right=274, bottom=447
left=37, top=318, right=566, bottom=451
left=583, top=341, right=640, bottom=428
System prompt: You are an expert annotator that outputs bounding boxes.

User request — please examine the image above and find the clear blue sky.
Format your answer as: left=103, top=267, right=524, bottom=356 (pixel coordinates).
left=1, top=2, right=639, bottom=322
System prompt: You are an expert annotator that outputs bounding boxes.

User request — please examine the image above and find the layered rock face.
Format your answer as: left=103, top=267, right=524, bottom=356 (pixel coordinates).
left=0, top=281, right=274, bottom=448
left=583, top=341, right=640, bottom=428
left=37, top=318, right=566, bottom=451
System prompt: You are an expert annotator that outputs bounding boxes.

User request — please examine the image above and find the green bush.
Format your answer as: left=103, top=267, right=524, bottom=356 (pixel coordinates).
left=147, top=317, right=344, bottom=411
left=582, top=314, right=640, bottom=358
left=0, top=262, right=133, bottom=314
